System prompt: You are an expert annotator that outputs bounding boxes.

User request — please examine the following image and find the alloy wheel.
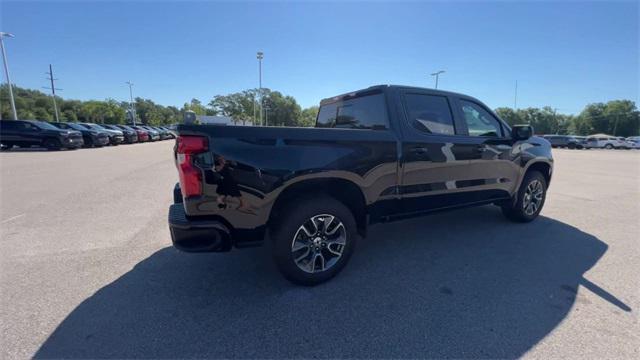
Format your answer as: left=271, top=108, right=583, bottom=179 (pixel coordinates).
left=291, top=214, right=346, bottom=273
left=523, top=180, right=544, bottom=216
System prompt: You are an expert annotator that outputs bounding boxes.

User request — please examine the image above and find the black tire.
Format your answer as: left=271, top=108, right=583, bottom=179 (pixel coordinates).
left=605, top=144, right=614, bottom=149
left=271, top=196, right=357, bottom=286
left=567, top=143, right=576, bottom=149
left=44, top=138, right=61, bottom=151
left=502, top=170, right=547, bottom=223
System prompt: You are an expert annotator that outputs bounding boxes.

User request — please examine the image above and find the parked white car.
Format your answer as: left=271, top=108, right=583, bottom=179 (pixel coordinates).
left=625, top=137, right=640, bottom=149
left=585, top=135, right=627, bottom=149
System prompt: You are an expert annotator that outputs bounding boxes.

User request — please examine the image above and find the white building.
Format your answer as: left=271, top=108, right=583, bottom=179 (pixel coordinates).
left=196, top=115, right=253, bottom=126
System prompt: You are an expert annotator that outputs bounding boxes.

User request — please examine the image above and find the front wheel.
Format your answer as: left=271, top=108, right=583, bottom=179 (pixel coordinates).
left=44, top=138, right=61, bottom=151
left=605, top=144, right=614, bottom=149
left=271, top=196, right=357, bottom=286
left=502, top=171, right=547, bottom=222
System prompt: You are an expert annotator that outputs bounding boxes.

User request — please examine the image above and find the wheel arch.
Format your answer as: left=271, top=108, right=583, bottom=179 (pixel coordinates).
left=268, top=178, right=368, bottom=238
left=525, top=161, right=552, bottom=185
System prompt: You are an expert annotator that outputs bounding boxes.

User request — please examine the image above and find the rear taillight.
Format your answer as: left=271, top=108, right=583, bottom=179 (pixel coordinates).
left=176, top=135, right=208, bottom=198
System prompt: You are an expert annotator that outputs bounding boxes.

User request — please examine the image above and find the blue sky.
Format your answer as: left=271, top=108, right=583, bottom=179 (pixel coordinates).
left=2, top=0, right=638, bottom=113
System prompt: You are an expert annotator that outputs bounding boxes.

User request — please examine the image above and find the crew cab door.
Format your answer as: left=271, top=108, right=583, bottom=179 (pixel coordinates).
left=448, top=97, right=519, bottom=201
left=396, top=89, right=480, bottom=214
left=396, top=90, right=517, bottom=216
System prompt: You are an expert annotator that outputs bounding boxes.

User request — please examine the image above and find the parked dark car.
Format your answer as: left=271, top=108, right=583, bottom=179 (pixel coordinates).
left=542, top=135, right=584, bottom=149
left=51, top=121, right=110, bottom=148
left=0, top=120, right=84, bottom=150
left=78, top=123, right=124, bottom=145
left=152, top=126, right=173, bottom=140
left=168, top=85, right=554, bottom=285
left=101, top=124, right=138, bottom=143
left=133, top=125, right=160, bottom=141
left=115, top=124, right=149, bottom=142
left=161, top=126, right=176, bottom=139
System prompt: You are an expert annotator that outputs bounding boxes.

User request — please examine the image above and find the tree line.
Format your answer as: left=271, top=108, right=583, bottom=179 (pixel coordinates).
left=1, top=84, right=637, bottom=136
left=495, top=100, right=639, bottom=137
left=0, top=85, right=318, bottom=127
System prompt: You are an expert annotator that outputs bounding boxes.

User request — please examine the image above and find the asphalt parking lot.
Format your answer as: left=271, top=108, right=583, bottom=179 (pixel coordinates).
left=1, top=143, right=638, bottom=359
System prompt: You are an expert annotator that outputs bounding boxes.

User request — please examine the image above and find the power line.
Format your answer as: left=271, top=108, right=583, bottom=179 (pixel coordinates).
left=43, top=64, right=62, bottom=122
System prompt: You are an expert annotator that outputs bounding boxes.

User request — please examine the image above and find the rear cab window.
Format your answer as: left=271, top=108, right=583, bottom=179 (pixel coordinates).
left=316, top=92, right=389, bottom=130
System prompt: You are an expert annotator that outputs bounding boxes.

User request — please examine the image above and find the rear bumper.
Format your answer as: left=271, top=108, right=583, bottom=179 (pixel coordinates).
left=168, top=203, right=233, bottom=252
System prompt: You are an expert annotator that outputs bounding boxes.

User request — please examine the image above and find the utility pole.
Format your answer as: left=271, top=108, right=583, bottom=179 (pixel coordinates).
left=44, top=64, right=61, bottom=122
left=125, top=81, right=136, bottom=125
left=430, top=70, right=445, bottom=89
left=0, top=32, right=17, bottom=120
left=514, top=80, right=518, bottom=110
left=257, top=51, right=264, bottom=126
left=612, top=115, right=620, bottom=136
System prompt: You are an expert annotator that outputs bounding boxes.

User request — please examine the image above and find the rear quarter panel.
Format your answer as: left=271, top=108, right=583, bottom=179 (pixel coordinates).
left=177, top=125, right=399, bottom=233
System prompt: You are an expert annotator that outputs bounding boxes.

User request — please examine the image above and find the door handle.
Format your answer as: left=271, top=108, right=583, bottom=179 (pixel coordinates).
left=410, top=146, right=428, bottom=155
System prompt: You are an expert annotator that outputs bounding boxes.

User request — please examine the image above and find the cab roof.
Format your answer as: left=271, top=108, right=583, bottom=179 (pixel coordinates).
left=319, top=85, right=477, bottom=106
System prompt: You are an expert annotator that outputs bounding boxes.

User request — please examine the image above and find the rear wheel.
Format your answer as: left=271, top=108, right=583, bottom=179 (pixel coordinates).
left=605, top=144, right=614, bottom=149
left=271, top=196, right=357, bottom=286
left=502, top=171, right=547, bottom=223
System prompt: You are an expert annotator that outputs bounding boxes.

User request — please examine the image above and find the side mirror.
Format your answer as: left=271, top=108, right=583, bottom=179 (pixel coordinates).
left=511, top=125, right=533, bottom=141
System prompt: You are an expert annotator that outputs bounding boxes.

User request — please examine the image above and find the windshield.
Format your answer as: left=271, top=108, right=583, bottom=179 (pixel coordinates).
left=33, top=121, right=63, bottom=131
left=83, top=123, right=104, bottom=130
left=64, top=123, right=85, bottom=131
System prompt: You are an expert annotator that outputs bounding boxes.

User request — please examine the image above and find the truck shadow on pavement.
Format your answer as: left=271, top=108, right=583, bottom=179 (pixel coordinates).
left=35, top=206, right=630, bottom=359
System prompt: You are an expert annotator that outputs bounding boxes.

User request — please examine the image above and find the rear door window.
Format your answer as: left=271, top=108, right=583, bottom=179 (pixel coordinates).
left=403, top=94, right=455, bottom=135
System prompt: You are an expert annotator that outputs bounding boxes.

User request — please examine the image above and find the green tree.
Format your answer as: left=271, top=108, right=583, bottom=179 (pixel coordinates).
left=182, top=98, right=208, bottom=116
left=300, top=106, right=319, bottom=127
left=575, top=100, right=639, bottom=136
left=494, top=107, right=522, bottom=126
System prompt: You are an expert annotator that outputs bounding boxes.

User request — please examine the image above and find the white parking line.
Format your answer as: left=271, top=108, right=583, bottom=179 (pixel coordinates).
left=1, top=213, right=26, bottom=224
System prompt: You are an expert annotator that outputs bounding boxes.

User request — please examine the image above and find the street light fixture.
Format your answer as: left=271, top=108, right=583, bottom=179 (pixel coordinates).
left=0, top=32, right=17, bottom=120
left=430, top=70, right=445, bottom=89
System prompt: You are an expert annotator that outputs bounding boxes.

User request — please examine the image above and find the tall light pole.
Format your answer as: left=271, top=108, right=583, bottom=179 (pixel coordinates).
left=257, top=51, right=264, bottom=126
left=430, top=70, right=445, bottom=89
left=125, top=81, right=136, bottom=125
left=0, top=32, right=17, bottom=120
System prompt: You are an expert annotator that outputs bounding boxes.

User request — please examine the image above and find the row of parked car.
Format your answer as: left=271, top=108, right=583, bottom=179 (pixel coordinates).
left=0, top=120, right=175, bottom=150
left=542, top=134, right=640, bottom=150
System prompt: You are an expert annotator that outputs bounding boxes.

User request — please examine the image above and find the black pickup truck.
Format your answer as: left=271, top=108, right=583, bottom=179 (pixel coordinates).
left=169, top=85, right=553, bottom=285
